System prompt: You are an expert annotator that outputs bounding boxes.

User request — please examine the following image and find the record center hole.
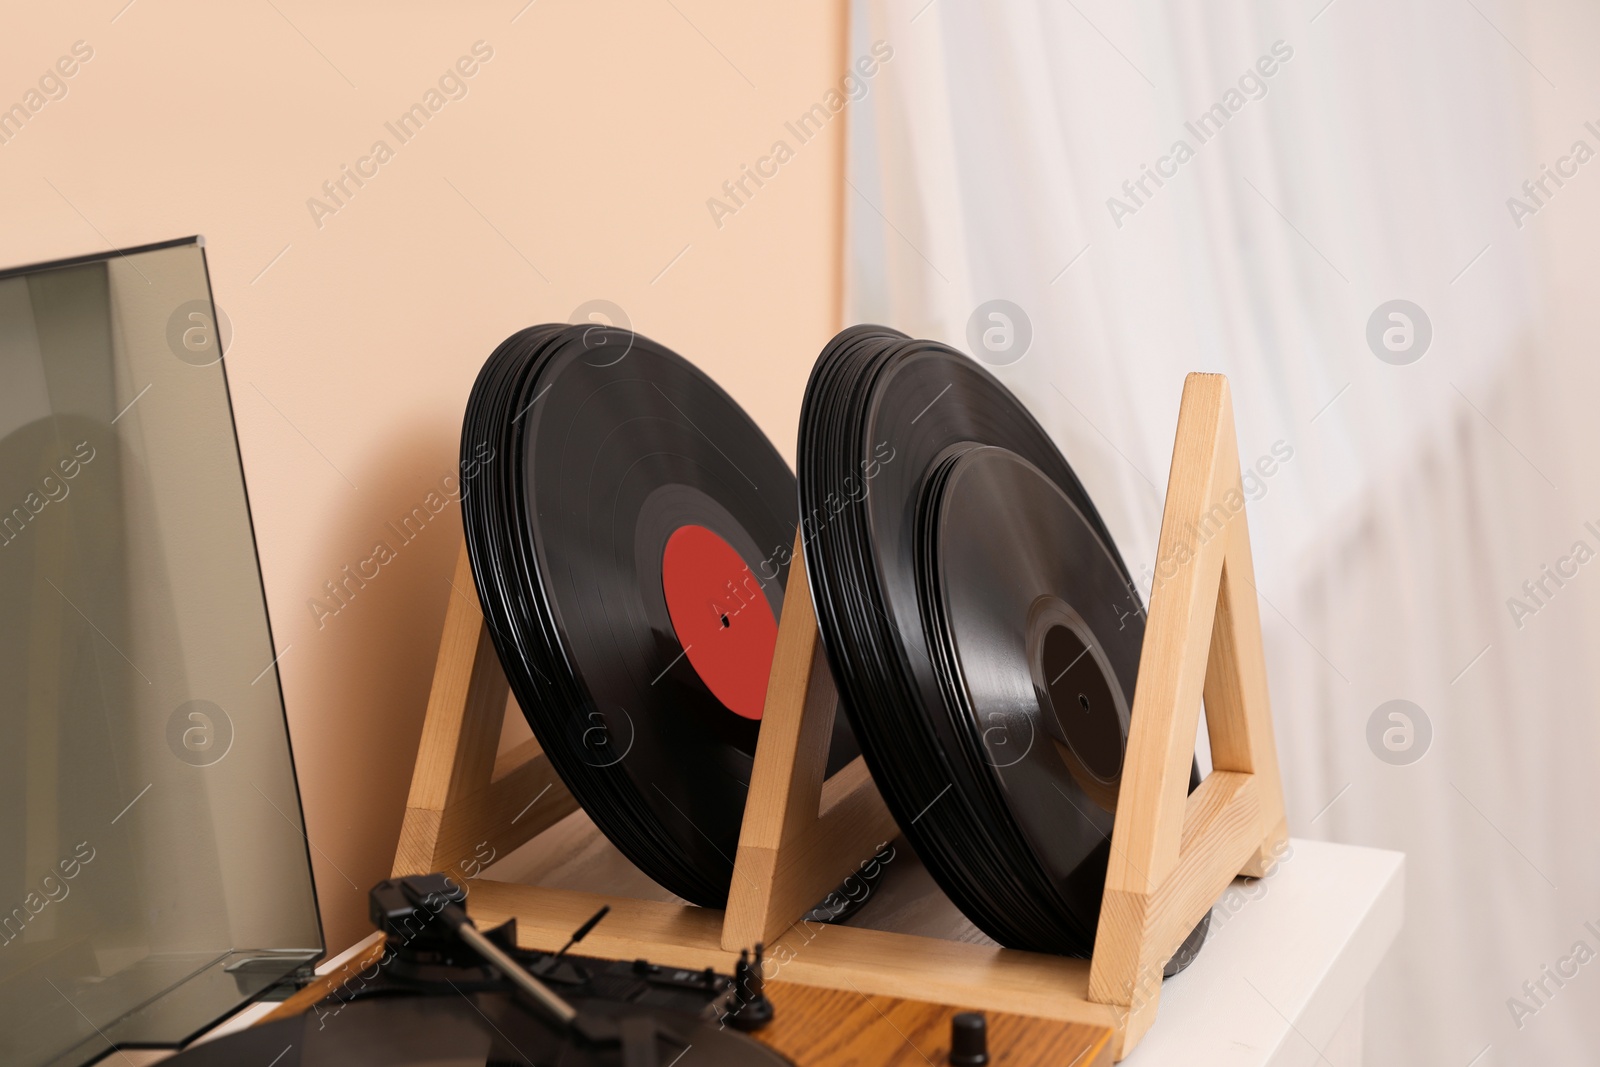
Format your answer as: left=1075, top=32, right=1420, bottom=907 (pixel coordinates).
left=1039, top=623, right=1123, bottom=781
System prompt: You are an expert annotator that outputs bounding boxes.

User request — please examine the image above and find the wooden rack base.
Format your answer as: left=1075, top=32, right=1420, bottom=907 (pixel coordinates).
left=394, top=372, right=1287, bottom=1061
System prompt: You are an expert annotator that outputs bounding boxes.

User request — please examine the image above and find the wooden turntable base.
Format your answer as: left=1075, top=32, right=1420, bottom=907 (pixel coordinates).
left=758, top=981, right=1111, bottom=1066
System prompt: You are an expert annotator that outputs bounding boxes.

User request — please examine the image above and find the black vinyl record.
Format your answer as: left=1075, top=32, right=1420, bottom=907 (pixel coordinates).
left=798, top=325, right=1206, bottom=964
left=461, top=325, right=855, bottom=908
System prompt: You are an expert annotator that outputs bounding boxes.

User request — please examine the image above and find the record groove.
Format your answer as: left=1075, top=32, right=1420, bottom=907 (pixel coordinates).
left=461, top=325, right=855, bottom=907
left=797, top=325, right=1206, bottom=962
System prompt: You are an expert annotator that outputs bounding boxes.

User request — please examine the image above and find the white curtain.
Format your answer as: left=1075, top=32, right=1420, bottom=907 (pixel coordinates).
left=847, top=0, right=1600, bottom=1062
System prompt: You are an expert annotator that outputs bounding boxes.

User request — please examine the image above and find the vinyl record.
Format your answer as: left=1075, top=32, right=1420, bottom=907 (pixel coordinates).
left=462, top=325, right=856, bottom=908
left=797, top=325, right=1206, bottom=963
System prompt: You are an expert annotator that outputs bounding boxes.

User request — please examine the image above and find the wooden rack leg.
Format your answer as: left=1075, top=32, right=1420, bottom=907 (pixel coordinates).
left=393, top=544, right=578, bottom=878
left=1087, top=374, right=1288, bottom=1048
left=722, top=532, right=898, bottom=950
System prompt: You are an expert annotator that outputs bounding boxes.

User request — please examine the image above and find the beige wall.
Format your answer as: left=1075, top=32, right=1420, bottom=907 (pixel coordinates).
left=2, top=1, right=846, bottom=949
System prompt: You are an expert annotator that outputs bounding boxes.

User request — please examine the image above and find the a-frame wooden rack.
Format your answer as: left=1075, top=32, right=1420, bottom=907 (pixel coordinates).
left=393, top=373, right=1287, bottom=1060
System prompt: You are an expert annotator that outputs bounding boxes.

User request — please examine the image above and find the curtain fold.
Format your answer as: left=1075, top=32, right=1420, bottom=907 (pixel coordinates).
left=848, top=0, right=1597, bottom=1061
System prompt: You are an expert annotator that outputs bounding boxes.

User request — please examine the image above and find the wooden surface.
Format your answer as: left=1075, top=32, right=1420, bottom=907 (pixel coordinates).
left=254, top=874, right=1113, bottom=1065
left=261, top=935, right=387, bottom=1023
left=464, top=876, right=1124, bottom=1034
left=725, top=530, right=899, bottom=950
left=254, top=931, right=1111, bottom=1066
left=755, top=982, right=1112, bottom=1067
left=1088, top=373, right=1289, bottom=1048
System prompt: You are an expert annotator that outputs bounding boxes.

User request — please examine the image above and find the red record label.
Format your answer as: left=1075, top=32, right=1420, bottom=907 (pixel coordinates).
left=660, top=525, right=777, bottom=720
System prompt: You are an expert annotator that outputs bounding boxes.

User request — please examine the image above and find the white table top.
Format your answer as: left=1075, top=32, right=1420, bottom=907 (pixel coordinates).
left=1124, top=838, right=1404, bottom=1066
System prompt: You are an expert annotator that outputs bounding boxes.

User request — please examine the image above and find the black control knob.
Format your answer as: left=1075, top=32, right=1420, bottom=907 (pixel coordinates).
left=726, top=944, right=774, bottom=1031
left=949, top=1011, right=989, bottom=1065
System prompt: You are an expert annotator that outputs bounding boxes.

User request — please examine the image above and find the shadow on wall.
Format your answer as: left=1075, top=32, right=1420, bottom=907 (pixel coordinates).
left=272, top=410, right=468, bottom=947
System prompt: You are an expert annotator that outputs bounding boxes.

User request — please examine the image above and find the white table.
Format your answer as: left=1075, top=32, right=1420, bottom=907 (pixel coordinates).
left=1123, top=838, right=1404, bottom=1066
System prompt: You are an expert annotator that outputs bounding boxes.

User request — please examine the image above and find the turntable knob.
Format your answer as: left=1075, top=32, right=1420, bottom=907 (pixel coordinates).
left=949, top=1011, right=989, bottom=1065
left=726, top=946, right=775, bottom=1031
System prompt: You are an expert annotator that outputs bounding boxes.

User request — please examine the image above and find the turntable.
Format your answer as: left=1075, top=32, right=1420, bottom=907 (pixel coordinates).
left=169, top=873, right=1115, bottom=1066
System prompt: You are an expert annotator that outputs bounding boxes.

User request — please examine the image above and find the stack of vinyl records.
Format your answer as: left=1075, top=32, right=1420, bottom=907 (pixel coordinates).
left=460, top=320, right=1203, bottom=970
left=797, top=326, right=1207, bottom=965
left=460, top=324, right=857, bottom=908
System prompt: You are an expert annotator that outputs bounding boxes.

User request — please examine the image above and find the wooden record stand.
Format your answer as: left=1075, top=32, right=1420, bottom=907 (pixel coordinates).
left=393, top=373, right=1287, bottom=1061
